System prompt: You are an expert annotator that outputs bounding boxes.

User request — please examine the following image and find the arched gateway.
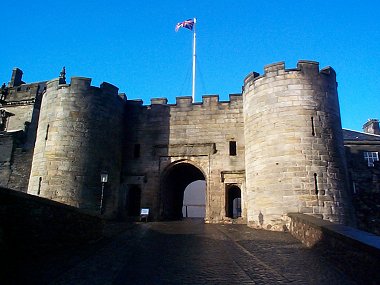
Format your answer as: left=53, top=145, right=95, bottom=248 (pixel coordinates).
left=161, top=161, right=206, bottom=220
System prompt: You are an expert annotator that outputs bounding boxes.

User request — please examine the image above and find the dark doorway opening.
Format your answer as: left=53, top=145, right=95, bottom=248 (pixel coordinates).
left=161, top=162, right=205, bottom=220
left=126, top=185, right=141, bottom=216
left=226, top=185, right=241, bottom=218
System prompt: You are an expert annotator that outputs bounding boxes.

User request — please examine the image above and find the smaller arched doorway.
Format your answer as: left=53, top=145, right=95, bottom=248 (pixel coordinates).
left=161, top=162, right=206, bottom=220
left=226, top=185, right=241, bottom=219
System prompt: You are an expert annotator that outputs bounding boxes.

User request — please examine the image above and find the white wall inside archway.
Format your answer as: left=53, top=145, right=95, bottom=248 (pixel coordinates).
left=182, top=180, right=206, bottom=218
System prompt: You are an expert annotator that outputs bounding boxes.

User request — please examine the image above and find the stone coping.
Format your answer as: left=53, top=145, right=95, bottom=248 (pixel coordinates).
left=288, top=213, right=380, bottom=253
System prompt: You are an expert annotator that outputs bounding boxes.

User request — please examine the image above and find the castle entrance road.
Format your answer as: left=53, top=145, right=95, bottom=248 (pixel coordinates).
left=48, top=219, right=356, bottom=285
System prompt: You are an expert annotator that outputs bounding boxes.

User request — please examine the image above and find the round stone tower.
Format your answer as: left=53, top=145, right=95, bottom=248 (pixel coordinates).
left=28, top=77, right=124, bottom=216
left=243, top=60, right=351, bottom=230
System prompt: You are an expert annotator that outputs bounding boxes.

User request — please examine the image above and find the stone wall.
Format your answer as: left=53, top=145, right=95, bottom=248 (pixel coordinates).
left=243, top=61, right=351, bottom=230
left=0, top=78, right=44, bottom=192
left=352, top=192, right=380, bottom=235
left=288, top=213, right=380, bottom=284
left=345, top=142, right=380, bottom=234
left=6, top=148, right=34, bottom=192
left=0, top=132, right=35, bottom=192
left=123, top=94, right=246, bottom=222
left=0, top=133, right=13, bottom=187
left=2, top=82, right=43, bottom=137
left=0, top=187, right=104, bottom=253
left=345, top=144, right=380, bottom=194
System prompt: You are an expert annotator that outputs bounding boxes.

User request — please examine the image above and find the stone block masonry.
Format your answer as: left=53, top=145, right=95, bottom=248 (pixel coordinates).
left=123, top=94, right=246, bottom=222
left=1, top=60, right=355, bottom=230
left=243, top=61, right=352, bottom=230
left=0, top=186, right=103, bottom=252
left=288, top=213, right=380, bottom=284
left=0, top=134, right=13, bottom=187
left=28, top=77, right=125, bottom=216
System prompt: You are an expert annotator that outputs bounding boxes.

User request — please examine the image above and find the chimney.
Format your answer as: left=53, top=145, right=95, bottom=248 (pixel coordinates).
left=363, top=119, right=380, bottom=135
left=9, top=68, right=25, bottom=87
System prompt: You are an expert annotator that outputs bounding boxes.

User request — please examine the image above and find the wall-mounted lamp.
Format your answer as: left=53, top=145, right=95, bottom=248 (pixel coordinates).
left=100, top=171, right=109, bottom=214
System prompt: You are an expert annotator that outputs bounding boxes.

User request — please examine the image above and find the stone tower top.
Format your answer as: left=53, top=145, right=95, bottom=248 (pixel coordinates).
left=46, top=76, right=119, bottom=97
left=243, top=60, right=336, bottom=87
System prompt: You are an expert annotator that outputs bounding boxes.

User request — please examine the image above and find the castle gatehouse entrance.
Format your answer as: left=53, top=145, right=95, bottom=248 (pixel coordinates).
left=161, top=162, right=206, bottom=220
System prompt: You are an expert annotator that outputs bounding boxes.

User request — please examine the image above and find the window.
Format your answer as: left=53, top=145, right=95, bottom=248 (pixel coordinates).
left=311, top=116, right=315, bottom=136
left=45, top=124, right=50, bottom=140
left=133, top=144, right=141, bottom=158
left=313, top=173, right=318, bottom=196
left=364, top=151, right=379, bottom=167
left=37, top=177, right=42, bottom=195
left=229, top=141, right=237, bottom=156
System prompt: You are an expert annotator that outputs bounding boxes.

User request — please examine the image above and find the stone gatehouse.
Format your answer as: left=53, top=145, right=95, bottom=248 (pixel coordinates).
left=1, top=60, right=363, bottom=230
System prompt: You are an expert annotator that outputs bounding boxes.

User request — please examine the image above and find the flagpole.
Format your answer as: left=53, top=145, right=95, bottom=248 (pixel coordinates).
left=192, top=18, right=197, bottom=102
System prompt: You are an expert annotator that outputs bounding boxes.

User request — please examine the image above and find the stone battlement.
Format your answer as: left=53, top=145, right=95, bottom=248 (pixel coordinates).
left=128, top=94, right=242, bottom=110
left=46, top=77, right=119, bottom=96
left=244, top=60, right=336, bottom=86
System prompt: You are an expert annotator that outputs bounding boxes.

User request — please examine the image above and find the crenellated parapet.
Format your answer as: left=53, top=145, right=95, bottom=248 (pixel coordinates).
left=46, top=76, right=120, bottom=97
left=244, top=60, right=336, bottom=88
left=127, top=93, right=243, bottom=112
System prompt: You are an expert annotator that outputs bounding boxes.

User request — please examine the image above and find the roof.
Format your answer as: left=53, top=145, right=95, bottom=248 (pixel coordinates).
left=343, top=129, right=380, bottom=142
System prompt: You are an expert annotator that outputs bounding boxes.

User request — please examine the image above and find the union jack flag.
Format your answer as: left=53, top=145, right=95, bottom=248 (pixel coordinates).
left=175, top=19, right=195, bottom=32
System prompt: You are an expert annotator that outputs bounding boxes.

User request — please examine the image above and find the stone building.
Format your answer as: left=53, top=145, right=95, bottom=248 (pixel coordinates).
left=342, top=120, right=380, bottom=233
left=344, top=120, right=380, bottom=194
left=1, top=60, right=378, bottom=230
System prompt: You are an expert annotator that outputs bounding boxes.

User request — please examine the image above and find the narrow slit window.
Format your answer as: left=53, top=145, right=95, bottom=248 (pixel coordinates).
left=311, top=116, right=315, bottom=136
left=229, top=141, right=237, bottom=156
left=45, top=124, right=50, bottom=140
left=37, top=177, right=42, bottom=195
left=134, top=144, right=141, bottom=158
left=314, top=173, right=318, bottom=196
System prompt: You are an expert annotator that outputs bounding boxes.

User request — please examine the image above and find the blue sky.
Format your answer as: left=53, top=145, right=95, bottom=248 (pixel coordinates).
left=2, top=0, right=379, bottom=131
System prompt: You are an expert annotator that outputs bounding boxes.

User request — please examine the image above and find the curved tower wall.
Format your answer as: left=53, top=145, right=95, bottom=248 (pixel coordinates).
left=243, top=60, right=350, bottom=230
left=28, top=77, right=124, bottom=216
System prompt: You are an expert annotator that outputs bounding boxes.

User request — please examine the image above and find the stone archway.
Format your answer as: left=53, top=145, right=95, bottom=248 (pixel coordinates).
left=161, top=162, right=206, bottom=220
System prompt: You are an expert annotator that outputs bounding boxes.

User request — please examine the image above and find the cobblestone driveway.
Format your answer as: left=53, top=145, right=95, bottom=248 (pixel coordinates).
left=46, top=219, right=356, bottom=285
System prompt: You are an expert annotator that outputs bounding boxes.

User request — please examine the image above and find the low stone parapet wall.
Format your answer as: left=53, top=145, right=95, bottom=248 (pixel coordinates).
left=0, top=187, right=104, bottom=254
left=288, top=213, right=380, bottom=284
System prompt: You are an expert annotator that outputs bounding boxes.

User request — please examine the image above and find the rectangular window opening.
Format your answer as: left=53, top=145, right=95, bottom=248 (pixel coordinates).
left=134, top=144, right=141, bottom=158
left=229, top=141, right=237, bottom=156
left=364, top=151, right=379, bottom=167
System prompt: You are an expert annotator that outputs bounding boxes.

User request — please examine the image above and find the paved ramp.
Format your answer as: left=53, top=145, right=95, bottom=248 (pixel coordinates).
left=10, top=220, right=357, bottom=284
